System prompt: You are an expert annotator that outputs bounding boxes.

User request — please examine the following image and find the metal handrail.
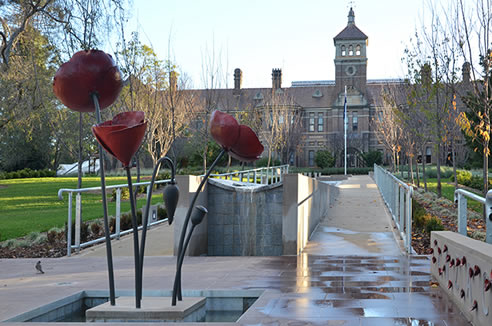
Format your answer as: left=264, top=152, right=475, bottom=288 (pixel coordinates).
left=208, top=164, right=289, bottom=184
left=374, top=164, right=414, bottom=254
left=58, top=179, right=171, bottom=256
left=454, top=188, right=492, bottom=243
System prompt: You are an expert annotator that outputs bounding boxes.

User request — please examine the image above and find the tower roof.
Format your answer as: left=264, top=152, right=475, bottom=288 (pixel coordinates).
left=333, top=7, right=368, bottom=43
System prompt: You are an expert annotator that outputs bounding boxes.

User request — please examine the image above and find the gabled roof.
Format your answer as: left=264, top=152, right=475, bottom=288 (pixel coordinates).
left=333, top=24, right=368, bottom=42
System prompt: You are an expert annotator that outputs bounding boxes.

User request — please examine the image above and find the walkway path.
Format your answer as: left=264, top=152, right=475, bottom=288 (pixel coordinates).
left=304, top=175, right=403, bottom=255
left=0, top=175, right=471, bottom=325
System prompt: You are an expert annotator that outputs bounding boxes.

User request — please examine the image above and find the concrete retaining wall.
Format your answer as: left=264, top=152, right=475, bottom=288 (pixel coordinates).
left=430, top=231, right=492, bottom=326
left=174, top=174, right=339, bottom=256
left=282, top=174, right=339, bottom=255
left=207, top=180, right=283, bottom=256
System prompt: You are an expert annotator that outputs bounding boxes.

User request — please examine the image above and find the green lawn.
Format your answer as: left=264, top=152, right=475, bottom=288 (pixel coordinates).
left=419, top=178, right=483, bottom=213
left=0, top=176, right=163, bottom=241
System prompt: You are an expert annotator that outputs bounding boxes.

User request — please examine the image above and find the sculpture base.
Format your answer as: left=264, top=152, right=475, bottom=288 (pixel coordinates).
left=86, top=297, right=206, bottom=322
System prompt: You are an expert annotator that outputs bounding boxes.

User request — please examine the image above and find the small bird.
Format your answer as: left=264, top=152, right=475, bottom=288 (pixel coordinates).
left=35, top=261, right=44, bottom=274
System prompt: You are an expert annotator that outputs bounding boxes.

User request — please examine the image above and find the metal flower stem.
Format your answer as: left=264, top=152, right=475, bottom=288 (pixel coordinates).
left=137, top=156, right=176, bottom=304
left=91, top=94, right=116, bottom=306
left=125, top=167, right=142, bottom=308
left=172, top=224, right=196, bottom=305
left=172, top=148, right=226, bottom=306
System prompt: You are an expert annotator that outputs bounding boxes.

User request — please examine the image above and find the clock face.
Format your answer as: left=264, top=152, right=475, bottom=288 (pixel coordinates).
left=345, top=65, right=357, bottom=76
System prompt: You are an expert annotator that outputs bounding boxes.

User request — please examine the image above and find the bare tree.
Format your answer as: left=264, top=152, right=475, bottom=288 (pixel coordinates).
left=260, top=90, right=299, bottom=167
left=452, top=0, right=492, bottom=198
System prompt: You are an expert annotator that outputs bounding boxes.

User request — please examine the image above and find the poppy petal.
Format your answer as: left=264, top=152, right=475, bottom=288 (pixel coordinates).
left=92, top=111, right=147, bottom=167
left=229, top=125, right=264, bottom=162
left=53, top=49, right=123, bottom=112
left=210, top=110, right=240, bottom=149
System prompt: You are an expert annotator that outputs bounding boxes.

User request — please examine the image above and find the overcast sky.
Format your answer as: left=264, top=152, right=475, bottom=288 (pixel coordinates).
left=126, top=0, right=429, bottom=88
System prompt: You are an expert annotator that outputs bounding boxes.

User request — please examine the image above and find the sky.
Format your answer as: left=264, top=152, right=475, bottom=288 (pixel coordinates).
left=126, top=0, right=426, bottom=89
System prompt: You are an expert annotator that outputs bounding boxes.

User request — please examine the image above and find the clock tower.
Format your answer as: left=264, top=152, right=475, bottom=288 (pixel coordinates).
left=333, top=7, right=368, bottom=96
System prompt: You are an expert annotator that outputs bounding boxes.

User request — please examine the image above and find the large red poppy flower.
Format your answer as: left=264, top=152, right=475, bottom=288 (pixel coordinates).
left=92, top=111, right=147, bottom=167
left=210, top=110, right=263, bottom=162
left=53, top=49, right=123, bottom=112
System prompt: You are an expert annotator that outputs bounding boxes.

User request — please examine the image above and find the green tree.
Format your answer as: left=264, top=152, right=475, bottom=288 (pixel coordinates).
left=314, top=150, right=335, bottom=169
left=361, top=151, right=382, bottom=167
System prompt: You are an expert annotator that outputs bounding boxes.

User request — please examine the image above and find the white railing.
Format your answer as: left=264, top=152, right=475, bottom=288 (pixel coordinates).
left=374, top=164, right=413, bottom=254
left=454, top=189, right=492, bottom=243
left=208, top=165, right=289, bottom=184
left=58, top=179, right=171, bottom=256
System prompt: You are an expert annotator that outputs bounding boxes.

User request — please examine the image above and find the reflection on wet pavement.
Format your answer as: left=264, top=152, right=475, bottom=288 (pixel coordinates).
left=237, top=254, right=470, bottom=325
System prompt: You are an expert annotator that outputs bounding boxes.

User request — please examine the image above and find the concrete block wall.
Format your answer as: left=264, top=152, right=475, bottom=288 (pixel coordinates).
left=431, top=231, right=492, bottom=326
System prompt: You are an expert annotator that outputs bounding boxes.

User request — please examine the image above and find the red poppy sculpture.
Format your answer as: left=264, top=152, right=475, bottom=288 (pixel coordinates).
left=53, top=49, right=123, bottom=112
left=209, top=110, right=264, bottom=161
left=172, top=110, right=263, bottom=306
left=92, top=111, right=147, bottom=167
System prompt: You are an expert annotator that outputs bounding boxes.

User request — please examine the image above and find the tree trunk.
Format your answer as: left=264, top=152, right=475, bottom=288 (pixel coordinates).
left=415, top=156, right=420, bottom=187
left=422, top=145, right=427, bottom=191
left=436, top=143, right=442, bottom=197
left=452, top=140, right=458, bottom=189
left=203, top=144, right=208, bottom=174
left=409, top=154, right=414, bottom=184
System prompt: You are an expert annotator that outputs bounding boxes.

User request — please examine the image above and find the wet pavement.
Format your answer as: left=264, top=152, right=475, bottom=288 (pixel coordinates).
left=0, top=175, right=471, bottom=325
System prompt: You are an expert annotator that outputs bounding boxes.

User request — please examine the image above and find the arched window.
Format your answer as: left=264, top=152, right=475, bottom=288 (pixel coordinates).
left=356, top=44, right=361, bottom=56
left=341, top=45, right=346, bottom=56
left=348, top=45, right=353, bottom=56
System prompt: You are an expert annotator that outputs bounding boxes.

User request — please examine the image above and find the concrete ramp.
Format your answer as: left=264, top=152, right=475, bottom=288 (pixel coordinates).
left=304, top=175, right=403, bottom=256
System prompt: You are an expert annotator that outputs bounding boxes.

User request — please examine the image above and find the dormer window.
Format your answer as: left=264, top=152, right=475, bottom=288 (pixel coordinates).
left=356, top=44, right=361, bottom=56
left=341, top=45, right=346, bottom=56
left=348, top=45, right=353, bottom=56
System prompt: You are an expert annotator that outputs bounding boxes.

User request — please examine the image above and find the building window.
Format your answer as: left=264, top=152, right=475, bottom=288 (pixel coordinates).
left=356, top=44, right=361, bottom=56
left=426, top=147, right=432, bottom=164
left=309, top=113, right=315, bottom=132
left=317, top=113, right=323, bottom=132
left=352, top=111, right=358, bottom=131
left=341, top=45, right=346, bottom=56
left=348, top=45, right=353, bottom=56
left=308, top=150, right=315, bottom=167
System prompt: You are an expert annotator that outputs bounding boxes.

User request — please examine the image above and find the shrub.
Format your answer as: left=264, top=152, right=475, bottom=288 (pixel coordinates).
left=157, top=206, right=167, bottom=220
left=255, top=157, right=281, bottom=168
left=47, top=230, right=58, bottom=245
left=111, top=187, right=130, bottom=201
left=90, top=222, right=102, bottom=237
left=315, top=151, right=335, bottom=169
left=425, top=215, right=444, bottom=233
left=361, top=150, right=383, bottom=167
left=412, top=200, right=427, bottom=229
left=65, top=221, right=89, bottom=245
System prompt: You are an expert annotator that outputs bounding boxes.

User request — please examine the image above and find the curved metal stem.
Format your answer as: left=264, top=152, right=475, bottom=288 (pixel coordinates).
left=172, top=148, right=226, bottom=305
left=138, top=156, right=175, bottom=302
left=125, top=167, right=141, bottom=309
left=92, top=93, right=115, bottom=306
left=172, top=224, right=196, bottom=306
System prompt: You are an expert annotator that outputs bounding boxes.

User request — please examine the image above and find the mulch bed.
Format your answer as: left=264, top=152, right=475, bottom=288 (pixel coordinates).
left=0, top=240, right=67, bottom=258
left=411, top=187, right=486, bottom=255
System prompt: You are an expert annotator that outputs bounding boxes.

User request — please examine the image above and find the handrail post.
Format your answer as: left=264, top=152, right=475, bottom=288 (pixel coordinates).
left=457, top=192, right=467, bottom=236
left=406, top=187, right=412, bottom=253
left=399, top=186, right=404, bottom=232
left=116, top=188, right=121, bottom=239
left=75, top=193, right=82, bottom=253
left=67, top=192, right=73, bottom=257
left=485, top=190, right=492, bottom=243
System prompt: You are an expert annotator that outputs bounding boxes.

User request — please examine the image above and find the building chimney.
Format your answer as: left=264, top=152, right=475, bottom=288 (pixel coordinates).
left=272, top=68, right=282, bottom=89
left=233, top=68, right=242, bottom=95
left=462, top=62, right=471, bottom=83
